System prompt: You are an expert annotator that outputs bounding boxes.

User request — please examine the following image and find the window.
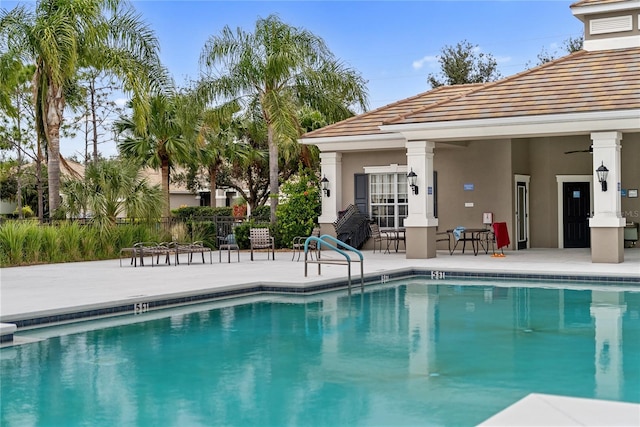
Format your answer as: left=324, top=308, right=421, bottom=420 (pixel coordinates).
left=369, top=173, right=408, bottom=228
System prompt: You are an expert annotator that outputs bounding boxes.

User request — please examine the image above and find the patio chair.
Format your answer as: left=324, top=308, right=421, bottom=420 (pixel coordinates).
left=369, top=223, right=386, bottom=253
left=436, top=230, right=452, bottom=254
left=292, top=227, right=320, bottom=261
left=218, top=234, right=240, bottom=263
left=249, top=228, right=275, bottom=261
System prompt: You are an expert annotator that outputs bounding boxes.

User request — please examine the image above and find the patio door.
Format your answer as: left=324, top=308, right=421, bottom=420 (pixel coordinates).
left=562, top=182, right=590, bottom=248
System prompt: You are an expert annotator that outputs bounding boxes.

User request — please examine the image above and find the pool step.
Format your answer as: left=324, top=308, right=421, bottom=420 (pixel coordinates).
left=0, top=323, right=17, bottom=343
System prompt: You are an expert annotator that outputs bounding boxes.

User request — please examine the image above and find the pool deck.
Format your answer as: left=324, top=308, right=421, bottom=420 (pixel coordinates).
left=1, top=247, right=639, bottom=426
left=2, top=247, right=638, bottom=324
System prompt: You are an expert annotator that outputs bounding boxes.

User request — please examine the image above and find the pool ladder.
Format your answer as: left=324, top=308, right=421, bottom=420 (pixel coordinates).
left=303, top=234, right=364, bottom=293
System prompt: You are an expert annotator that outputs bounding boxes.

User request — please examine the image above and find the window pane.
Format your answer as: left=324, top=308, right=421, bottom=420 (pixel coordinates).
left=369, top=172, right=409, bottom=229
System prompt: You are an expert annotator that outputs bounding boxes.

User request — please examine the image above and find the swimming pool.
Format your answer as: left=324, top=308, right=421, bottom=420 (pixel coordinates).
left=1, top=278, right=639, bottom=426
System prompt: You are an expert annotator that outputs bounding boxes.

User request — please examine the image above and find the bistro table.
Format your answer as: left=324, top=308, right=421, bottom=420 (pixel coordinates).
left=447, top=228, right=491, bottom=255
left=381, top=227, right=406, bottom=253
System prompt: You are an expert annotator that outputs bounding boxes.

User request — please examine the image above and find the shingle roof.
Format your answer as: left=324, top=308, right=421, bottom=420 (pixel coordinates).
left=570, top=0, right=631, bottom=7
left=387, top=47, right=640, bottom=125
left=302, top=84, right=484, bottom=139
left=303, top=47, right=640, bottom=139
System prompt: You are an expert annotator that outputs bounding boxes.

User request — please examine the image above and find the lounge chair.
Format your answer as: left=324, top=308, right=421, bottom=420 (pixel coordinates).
left=181, top=241, right=213, bottom=265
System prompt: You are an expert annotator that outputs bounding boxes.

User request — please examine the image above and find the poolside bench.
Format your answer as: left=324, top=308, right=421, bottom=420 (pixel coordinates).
left=249, top=228, right=275, bottom=261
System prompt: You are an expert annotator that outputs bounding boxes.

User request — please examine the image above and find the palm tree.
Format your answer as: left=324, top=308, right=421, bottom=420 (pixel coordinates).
left=199, top=14, right=368, bottom=223
left=196, top=102, right=241, bottom=208
left=115, top=92, right=198, bottom=218
left=0, top=0, right=166, bottom=216
left=61, top=158, right=163, bottom=227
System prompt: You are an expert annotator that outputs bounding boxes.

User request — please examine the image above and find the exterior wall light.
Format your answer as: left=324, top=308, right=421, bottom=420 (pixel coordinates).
left=596, top=162, right=609, bottom=192
left=321, top=175, right=330, bottom=197
left=407, top=169, right=419, bottom=195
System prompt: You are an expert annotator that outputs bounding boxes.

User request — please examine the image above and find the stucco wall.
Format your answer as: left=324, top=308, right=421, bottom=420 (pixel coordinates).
left=171, top=194, right=199, bottom=210
left=341, top=150, right=407, bottom=210
left=331, top=132, right=638, bottom=251
left=527, top=135, right=593, bottom=248
left=434, top=139, right=513, bottom=238
left=521, top=132, right=639, bottom=248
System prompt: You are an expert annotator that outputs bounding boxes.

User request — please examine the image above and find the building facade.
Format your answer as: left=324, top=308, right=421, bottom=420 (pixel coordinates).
left=301, top=0, right=640, bottom=263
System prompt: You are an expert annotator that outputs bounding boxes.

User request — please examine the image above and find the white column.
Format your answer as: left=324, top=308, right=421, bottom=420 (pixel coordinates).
left=589, top=132, right=625, bottom=228
left=404, top=141, right=438, bottom=227
left=318, top=152, right=342, bottom=224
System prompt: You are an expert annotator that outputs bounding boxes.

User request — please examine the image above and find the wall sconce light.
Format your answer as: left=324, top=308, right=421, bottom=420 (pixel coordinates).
left=407, top=169, right=419, bottom=195
left=321, top=175, right=330, bottom=197
left=596, top=162, right=609, bottom=192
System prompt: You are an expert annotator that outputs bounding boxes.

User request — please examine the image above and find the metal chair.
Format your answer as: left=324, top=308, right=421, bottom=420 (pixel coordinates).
left=249, top=228, right=275, bottom=260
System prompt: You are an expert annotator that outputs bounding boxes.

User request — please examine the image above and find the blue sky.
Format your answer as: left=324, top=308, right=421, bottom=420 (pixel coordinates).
left=3, top=0, right=584, bottom=157
left=131, top=0, right=583, bottom=108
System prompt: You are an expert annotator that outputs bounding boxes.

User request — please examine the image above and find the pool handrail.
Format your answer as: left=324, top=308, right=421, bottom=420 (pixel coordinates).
left=303, top=234, right=364, bottom=292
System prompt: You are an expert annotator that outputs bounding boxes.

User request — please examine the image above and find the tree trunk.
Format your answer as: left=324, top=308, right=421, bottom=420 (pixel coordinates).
left=90, top=77, right=99, bottom=162
left=161, top=156, right=171, bottom=219
left=15, top=91, right=23, bottom=219
left=208, top=164, right=217, bottom=208
left=45, top=83, right=65, bottom=216
left=268, top=125, right=279, bottom=224
left=36, top=137, right=44, bottom=221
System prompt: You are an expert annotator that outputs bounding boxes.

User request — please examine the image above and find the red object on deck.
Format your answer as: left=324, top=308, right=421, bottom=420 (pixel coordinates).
left=493, top=222, right=510, bottom=249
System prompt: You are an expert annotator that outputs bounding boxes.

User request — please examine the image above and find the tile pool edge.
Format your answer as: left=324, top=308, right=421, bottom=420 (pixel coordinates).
left=3, top=267, right=639, bottom=331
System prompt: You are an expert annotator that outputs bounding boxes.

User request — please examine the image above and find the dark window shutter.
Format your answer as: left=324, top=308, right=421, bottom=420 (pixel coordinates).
left=354, top=173, right=368, bottom=216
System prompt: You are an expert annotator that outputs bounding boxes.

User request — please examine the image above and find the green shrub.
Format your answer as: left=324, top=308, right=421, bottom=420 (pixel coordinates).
left=58, top=222, right=83, bottom=262
left=251, top=205, right=270, bottom=221
left=188, top=220, right=217, bottom=248
left=0, top=221, right=25, bottom=266
left=233, top=222, right=252, bottom=249
left=173, top=206, right=233, bottom=219
left=40, top=226, right=61, bottom=263
left=23, top=223, right=42, bottom=264
left=13, top=206, right=34, bottom=218
left=276, top=171, right=320, bottom=247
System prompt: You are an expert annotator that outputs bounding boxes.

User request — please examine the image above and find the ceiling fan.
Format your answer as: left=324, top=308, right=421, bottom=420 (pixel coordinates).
left=564, top=145, right=593, bottom=154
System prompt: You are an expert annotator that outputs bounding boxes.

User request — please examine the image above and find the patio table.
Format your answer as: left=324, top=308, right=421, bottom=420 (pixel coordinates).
left=447, top=228, right=490, bottom=256
left=381, top=227, right=406, bottom=253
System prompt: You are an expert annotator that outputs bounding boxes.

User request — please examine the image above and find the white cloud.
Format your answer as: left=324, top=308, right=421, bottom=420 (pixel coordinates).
left=114, top=97, right=128, bottom=108
left=412, top=55, right=438, bottom=70
left=495, top=56, right=512, bottom=65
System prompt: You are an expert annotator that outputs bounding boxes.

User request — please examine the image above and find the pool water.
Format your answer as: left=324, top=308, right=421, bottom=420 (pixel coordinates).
left=1, top=279, right=639, bottom=426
